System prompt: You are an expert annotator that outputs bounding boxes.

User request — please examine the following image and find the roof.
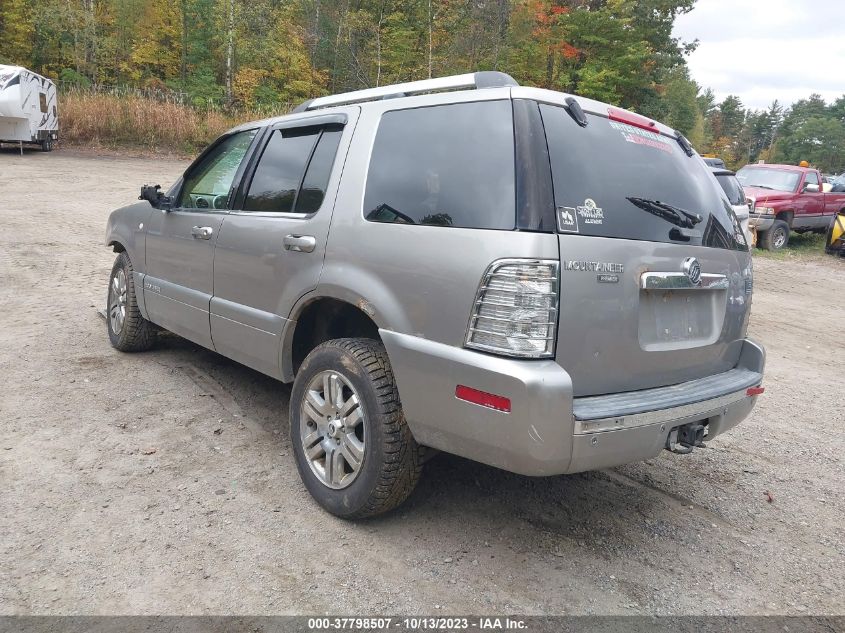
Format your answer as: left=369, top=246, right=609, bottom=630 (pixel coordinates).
left=741, top=163, right=813, bottom=173
left=0, top=64, right=53, bottom=84
left=228, top=72, right=680, bottom=139
left=710, top=168, right=736, bottom=177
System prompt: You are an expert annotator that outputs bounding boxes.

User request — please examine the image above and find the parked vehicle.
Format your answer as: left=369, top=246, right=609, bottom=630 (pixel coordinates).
left=0, top=65, right=58, bottom=151
left=711, top=167, right=753, bottom=245
left=702, top=156, right=726, bottom=169
left=105, top=73, right=765, bottom=518
left=738, top=163, right=845, bottom=250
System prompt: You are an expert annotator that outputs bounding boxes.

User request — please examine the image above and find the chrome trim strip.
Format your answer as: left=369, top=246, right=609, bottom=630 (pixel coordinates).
left=574, top=388, right=753, bottom=435
left=641, top=272, right=729, bottom=290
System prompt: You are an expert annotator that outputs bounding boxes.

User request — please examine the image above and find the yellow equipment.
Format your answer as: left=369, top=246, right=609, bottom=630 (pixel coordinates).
left=825, top=211, right=845, bottom=256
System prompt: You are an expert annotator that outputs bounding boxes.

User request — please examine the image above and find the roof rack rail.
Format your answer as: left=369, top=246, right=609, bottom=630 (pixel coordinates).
left=292, top=71, right=518, bottom=113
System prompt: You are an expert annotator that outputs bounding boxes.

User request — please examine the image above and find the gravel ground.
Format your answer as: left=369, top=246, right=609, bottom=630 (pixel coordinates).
left=1, top=148, right=843, bottom=616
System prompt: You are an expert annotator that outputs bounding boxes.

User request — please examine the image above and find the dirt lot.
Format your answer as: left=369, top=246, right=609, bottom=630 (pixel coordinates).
left=1, top=148, right=843, bottom=616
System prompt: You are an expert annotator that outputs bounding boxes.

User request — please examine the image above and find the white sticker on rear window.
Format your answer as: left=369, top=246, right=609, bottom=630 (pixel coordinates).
left=609, top=121, right=672, bottom=154
left=557, top=206, right=579, bottom=233
left=576, top=198, right=604, bottom=225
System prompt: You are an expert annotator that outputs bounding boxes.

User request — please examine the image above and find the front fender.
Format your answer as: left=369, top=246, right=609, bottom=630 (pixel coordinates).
left=104, top=202, right=155, bottom=273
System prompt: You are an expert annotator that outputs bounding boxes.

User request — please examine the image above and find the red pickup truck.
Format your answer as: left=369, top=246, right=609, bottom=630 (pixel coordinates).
left=737, top=163, right=845, bottom=250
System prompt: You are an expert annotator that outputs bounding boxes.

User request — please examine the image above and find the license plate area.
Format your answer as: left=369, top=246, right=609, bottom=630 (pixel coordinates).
left=638, top=288, right=726, bottom=351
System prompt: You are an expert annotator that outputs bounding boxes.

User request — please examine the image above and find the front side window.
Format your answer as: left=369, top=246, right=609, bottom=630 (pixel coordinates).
left=243, top=126, right=343, bottom=214
left=804, top=171, right=819, bottom=189
left=364, top=100, right=515, bottom=230
left=179, top=129, right=258, bottom=210
left=541, top=104, right=746, bottom=251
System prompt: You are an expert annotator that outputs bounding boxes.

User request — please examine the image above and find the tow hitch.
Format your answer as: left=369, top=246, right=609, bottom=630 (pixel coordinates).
left=666, top=422, right=707, bottom=454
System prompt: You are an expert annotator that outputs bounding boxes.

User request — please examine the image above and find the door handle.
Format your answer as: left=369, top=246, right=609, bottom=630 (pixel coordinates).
left=283, top=234, right=317, bottom=253
left=191, top=226, right=213, bottom=240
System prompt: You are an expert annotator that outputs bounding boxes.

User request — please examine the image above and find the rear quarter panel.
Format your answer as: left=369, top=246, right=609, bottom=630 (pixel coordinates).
left=318, top=89, right=560, bottom=346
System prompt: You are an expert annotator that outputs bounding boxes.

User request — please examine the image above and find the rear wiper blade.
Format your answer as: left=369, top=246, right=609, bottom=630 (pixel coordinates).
left=626, top=197, right=703, bottom=229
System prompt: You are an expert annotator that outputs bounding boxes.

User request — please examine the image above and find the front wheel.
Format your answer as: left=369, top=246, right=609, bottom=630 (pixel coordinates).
left=107, top=252, right=156, bottom=352
left=40, top=138, right=53, bottom=152
left=289, top=338, right=422, bottom=519
left=759, top=219, right=790, bottom=250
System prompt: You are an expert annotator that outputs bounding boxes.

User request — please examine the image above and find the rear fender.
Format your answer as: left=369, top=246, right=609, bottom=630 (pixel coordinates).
left=279, top=271, right=414, bottom=382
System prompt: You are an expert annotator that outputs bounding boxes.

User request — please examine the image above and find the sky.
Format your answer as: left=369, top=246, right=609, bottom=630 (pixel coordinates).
left=672, top=0, right=844, bottom=111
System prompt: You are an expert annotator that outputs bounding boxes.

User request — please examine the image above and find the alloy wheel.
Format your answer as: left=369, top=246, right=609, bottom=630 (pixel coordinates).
left=300, top=370, right=366, bottom=489
left=109, top=269, right=127, bottom=334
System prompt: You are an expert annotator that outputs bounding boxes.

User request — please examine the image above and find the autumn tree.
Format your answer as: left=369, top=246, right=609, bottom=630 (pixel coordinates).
left=0, top=0, right=34, bottom=67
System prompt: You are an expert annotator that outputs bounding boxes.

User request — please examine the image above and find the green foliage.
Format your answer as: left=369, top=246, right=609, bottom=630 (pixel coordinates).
left=696, top=90, right=845, bottom=174
left=2, top=0, right=842, bottom=167
left=0, top=0, right=34, bottom=66
left=773, top=116, right=845, bottom=173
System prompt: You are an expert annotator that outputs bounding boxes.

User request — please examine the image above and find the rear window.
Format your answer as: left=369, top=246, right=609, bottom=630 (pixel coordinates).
left=364, top=100, right=515, bottom=230
left=716, top=174, right=746, bottom=206
left=541, top=104, right=746, bottom=251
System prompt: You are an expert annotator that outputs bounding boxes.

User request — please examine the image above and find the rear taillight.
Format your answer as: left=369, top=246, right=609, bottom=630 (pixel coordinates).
left=465, top=259, right=559, bottom=358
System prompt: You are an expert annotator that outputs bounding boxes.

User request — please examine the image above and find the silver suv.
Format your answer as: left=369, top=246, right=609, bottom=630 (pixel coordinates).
left=105, top=73, right=765, bottom=518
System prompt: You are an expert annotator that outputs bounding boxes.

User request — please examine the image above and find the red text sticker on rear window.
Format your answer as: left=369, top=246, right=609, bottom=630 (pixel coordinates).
left=609, top=121, right=673, bottom=154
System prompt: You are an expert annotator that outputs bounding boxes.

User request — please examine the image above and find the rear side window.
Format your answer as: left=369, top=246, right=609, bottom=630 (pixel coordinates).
left=296, top=128, right=342, bottom=213
left=364, top=100, right=515, bottom=230
left=716, top=174, right=746, bottom=206
left=244, top=129, right=319, bottom=212
left=243, top=126, right=342, bottom=214
left=541, top=104, right=746, bottom=251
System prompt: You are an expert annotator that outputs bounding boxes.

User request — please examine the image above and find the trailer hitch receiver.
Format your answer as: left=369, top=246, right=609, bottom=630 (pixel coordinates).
left=666, top=422, right=707, bottom=454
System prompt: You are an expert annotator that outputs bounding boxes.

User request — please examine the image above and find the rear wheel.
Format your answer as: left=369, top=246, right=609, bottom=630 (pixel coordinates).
left=289, top=338, right=422, bottom=519
left=107, top=252, right=156, bottom=352
left=759, top=219, right=790, bottom=250
left=40, top=138, right=53, bottom=152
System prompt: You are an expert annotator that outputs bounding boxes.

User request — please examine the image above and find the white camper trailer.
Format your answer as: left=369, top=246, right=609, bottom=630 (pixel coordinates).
left=0, top=65, right=59, bottom=152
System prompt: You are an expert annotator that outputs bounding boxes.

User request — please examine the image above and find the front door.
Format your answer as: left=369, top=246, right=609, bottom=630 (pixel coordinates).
left=210, top=111, right=356, bottom=378
left=798, top=171, right=826, bottom=228
left=144, top=129, right=258, bottom=349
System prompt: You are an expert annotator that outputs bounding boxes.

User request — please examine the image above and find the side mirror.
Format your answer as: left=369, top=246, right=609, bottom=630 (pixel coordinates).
left=804, top=183, right=820, bottom=193
left=139, top=184, right=173, bottom=210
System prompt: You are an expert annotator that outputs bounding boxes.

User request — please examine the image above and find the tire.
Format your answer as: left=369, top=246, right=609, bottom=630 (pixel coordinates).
left=40, top=138, right=53, bottom=152
left=759, top=219, right=790, bottom=250
left=107, top=252, right=156, bottom=352
left=290, top=338, right=422, bottom=519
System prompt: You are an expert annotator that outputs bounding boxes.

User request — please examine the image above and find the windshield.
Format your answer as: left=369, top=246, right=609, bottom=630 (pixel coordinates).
left=716, top=174, right=746, bottom=206
left=541, top=104, right=746, bottom=251
left=736, top=167, right=800, bottom=192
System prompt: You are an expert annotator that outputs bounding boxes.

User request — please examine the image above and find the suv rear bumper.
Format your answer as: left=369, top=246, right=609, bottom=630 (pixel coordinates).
left=381, top=330, right=764, bottom=476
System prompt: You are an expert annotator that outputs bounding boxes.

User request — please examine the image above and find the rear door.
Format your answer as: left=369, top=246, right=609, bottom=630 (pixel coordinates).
left=144, top=129, right=258, bottom=348
left=210, top=111, right=356, bottom=378
left=539, top=102, right=752, bottom=397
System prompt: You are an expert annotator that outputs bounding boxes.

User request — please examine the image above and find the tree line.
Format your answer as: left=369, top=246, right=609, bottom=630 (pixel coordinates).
left=1, top=0, right=842, bottom=172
